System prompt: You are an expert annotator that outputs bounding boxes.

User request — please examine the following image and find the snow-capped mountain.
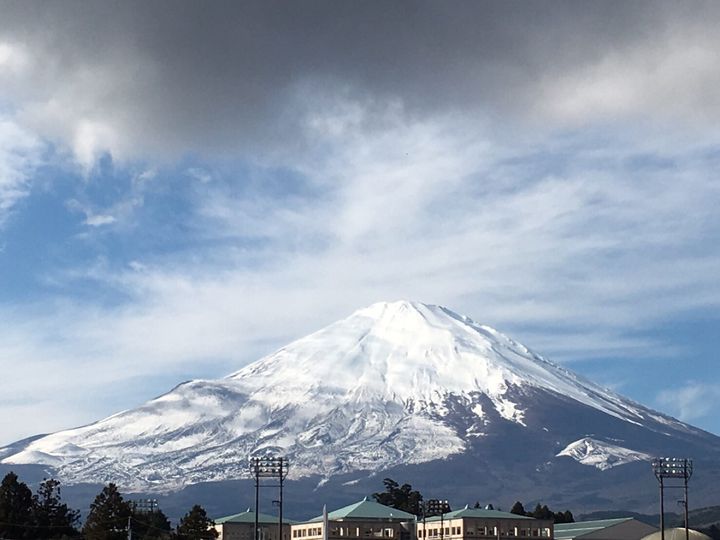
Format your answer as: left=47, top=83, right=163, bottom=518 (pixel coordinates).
left=2, top=301, right=719, bottom=510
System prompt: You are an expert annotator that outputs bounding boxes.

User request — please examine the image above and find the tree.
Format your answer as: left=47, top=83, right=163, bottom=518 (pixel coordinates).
left=0, top=471, right=34, bottom=539
left=131, top=508, right=173, bottom=540
left=372, top=478, right=424, bottom=515
left=510, top=502, right=526, bottom=516
left=31, top=478, right=80, bottom=538
left=82, top=483, right=132, bottom=540
left=531, top=504, right=553, bottom=520
left=176, top=504, right=218, bottom=539
left=554, top=510, right=574, bottom=524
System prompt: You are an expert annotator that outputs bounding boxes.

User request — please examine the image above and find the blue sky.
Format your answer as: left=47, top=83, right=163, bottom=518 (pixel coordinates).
left=1, top=1, right=720, bottom=444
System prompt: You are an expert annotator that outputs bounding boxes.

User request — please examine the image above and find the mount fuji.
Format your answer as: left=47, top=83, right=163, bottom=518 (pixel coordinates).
left=2, top=301, right=719, bottom=514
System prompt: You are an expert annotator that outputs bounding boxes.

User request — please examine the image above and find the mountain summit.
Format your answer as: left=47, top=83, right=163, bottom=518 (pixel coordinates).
left=1, top=301, right=718, bottom=504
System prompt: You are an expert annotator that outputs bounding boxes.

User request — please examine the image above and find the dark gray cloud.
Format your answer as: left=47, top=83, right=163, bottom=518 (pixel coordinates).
left=2, top=1, right=717, bottom=162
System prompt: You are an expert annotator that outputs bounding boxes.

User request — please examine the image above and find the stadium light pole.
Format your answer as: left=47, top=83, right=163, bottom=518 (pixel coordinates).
left=250, top=456, right=289, bottom=540
left=652, top=457, right=693, bottom=540
left=426, top=499, right=450, bottom=540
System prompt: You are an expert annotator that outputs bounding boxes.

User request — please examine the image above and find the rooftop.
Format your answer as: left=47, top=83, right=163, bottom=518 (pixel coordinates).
left=554, top=518, right=634, bottom=539
left=306, top=498, right=417, bottom=523
left=425, top=507, right=534, bottom=522
left=215, top=509, right=299, bottom=525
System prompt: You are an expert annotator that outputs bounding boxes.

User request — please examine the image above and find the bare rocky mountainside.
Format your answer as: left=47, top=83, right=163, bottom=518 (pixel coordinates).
left=2, top=301, right=719, bottom=518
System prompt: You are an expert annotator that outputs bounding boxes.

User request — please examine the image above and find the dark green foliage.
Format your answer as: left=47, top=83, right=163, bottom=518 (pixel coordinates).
left=554, top=510, right=574, bottom=524
left=176, top=504, right=218, bottom=539
left=0, top=472, right=81, bottom=539
left=510, top=502, right=574, bottom=523
left=510, top=501, right=526, bottom=516
left=138, top=512, right=172, bottom=539
left=531, top=504, right=553, bottom=520
left=0, top=471, right=34, bottom=539
left=131, top=508, right=173, bottom=540
left=82, top=483, right=132, bottom=540
left=31, top=478, right=80, bottom=538
left=372, top=478, right=424, bottom=516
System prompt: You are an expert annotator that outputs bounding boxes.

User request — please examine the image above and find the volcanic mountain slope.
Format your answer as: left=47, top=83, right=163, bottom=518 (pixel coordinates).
left=1, top=301, right=718, bottom=503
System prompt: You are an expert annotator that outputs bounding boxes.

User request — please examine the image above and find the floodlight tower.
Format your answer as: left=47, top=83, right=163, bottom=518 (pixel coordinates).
left=250, top=456, right=289, bottom=540
left=426, top=499, right=451, bottom=540
left=652, top=457, right=693, bottom=540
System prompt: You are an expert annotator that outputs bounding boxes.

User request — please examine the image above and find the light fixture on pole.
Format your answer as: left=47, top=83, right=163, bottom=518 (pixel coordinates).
left=426, top=499, right=450, bottom=540
left=652, top=457, right=693, bottom=540
left=250, top=456, right=289, bottom=540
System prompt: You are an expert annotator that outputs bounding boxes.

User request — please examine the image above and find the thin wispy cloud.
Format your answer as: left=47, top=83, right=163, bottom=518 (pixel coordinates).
left=0, top=118, right=44, bottom=222
left=658, top=382, right=720, bottom=424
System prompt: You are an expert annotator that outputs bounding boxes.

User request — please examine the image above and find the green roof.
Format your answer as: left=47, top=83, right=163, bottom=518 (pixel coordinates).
left=425, top=508, right=533, bottom=522
left=215, top=509, right=298, bottom=525
left=306, top=498, right=416, bottom=522
left=554, top=518, right=634, bottom=539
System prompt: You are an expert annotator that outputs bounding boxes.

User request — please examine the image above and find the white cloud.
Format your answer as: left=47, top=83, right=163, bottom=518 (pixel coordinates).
left=0, top=118, right=43, bottom=222
left=657, top=382, right=720, bottom=423
left=539, top=28, right=720, bottom=127
left=84, top=214, right=117, bottom=227
left=72, top=119, right=118, bottom=174
left=186, top=168, right=212, bottom=184
left=0, top=102, right=719, bottom=443
left=0, top=41, right=29, bottom=72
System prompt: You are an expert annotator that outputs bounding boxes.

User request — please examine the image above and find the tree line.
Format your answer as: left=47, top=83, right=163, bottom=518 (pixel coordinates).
left=508, top=501, right=574, bottom=524
left=0, top=471, right=218, bottom=539
left=372, top=477, right=574, bottom=524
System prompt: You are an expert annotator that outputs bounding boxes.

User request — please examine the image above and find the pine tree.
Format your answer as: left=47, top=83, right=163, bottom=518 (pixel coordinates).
left=82, top=483, right=132, bottom=540
left=554, top=510, right=574, bottom=524
left=132, top=508, right=173, bottom=540
left=532, top=504, right=553, bottom=520
left=176, top=504, right=218, bottom=539
left=31, top=478, right=80, bottom=538
left=0, top=471, right=34, bottom=539
left=510, top=502, right=526, bottom=516
left=372, top=478, right=424, bottom=515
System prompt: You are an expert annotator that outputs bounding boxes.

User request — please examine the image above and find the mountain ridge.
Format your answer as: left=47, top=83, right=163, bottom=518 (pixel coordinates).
left=1, top=300, right=718, bottom=509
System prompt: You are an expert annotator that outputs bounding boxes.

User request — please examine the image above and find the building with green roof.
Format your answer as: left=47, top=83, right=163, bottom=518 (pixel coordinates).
left=292, top=498, right=415, bottom=540
left=417, top=505, right=552, bottom=540
left=554, top=518, right=657, bottom=540
left=213, top=509, right=297, bottom=540
left=305, top=498, right=417, bottom=523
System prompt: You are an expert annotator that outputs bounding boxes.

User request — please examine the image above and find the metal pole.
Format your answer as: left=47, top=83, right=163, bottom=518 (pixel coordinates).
left=422, top=505, right=426, bottom=540
left=255, top=467, right=260, bottom=540
left=279, top=461, right=284, bottom=540
left=660, top=476, right=665, bottom=540
left=684, top=473, right=689, bottom=540
left=127, top=515, right=132, bottom=540
left=440, top=509, right=444, bottom=540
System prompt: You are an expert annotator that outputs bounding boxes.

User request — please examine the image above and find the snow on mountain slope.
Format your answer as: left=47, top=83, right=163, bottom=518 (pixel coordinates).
left=556, top=437, right=653, bottom=470
left=0, top=301, right=701, bottom=491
